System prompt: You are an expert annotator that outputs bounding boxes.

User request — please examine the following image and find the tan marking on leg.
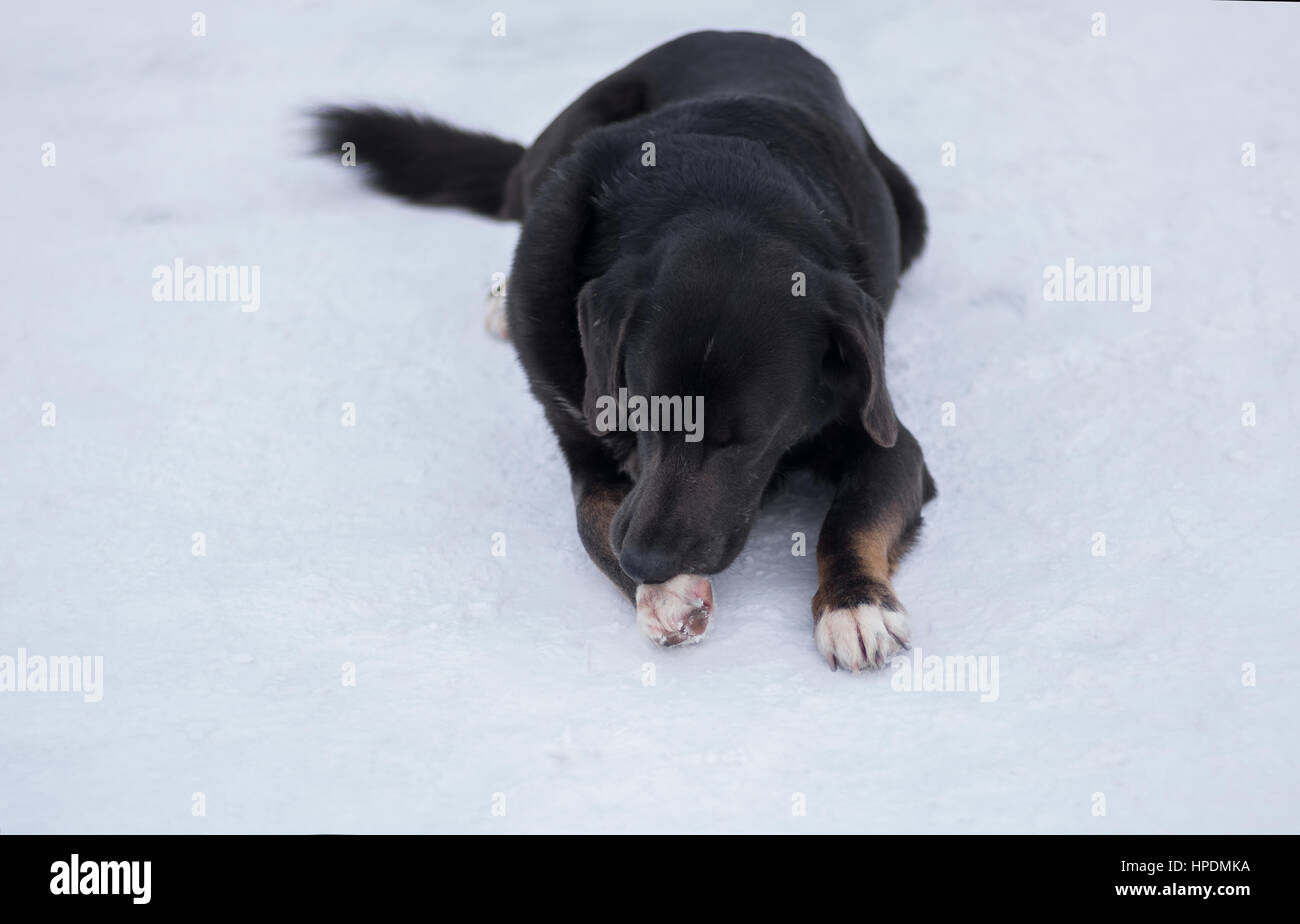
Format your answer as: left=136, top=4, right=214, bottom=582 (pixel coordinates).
left=852, top=524, right=895, bottom=582
left=812, top=505, right=917, bottom=671
left=577, top=483, right=624, bottom=547
left=815, top=504, right=909, bottom=601
left=847, top=503, right=923, bottom=581
left=576, top=482, right=635, bottom=601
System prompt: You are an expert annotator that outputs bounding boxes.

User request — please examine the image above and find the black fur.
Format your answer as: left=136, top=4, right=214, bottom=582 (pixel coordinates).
left=314, top=105, right=524, bottom=216
left=315, top=31, right=935, bottom=657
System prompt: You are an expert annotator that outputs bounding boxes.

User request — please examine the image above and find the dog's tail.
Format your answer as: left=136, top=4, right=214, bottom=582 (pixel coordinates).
left=313, top=106, right=524, bottom=219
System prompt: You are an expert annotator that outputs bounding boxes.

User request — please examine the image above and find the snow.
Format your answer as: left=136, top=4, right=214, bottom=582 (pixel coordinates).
left=2, top=0, right=1297, bottom=833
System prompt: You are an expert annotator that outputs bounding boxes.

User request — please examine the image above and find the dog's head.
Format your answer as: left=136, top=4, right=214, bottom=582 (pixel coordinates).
left=578, top=221, right=897, bottom=585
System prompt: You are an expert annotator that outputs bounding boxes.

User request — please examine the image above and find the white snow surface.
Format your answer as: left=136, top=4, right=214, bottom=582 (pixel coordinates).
left=2, top=0, right=1297, bottom=833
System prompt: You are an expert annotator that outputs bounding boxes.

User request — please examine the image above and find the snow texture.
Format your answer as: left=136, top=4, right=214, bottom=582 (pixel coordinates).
left=2, top=0, right=1297, bottom=833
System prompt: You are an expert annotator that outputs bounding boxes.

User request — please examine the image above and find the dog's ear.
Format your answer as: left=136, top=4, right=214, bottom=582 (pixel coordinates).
left=577, top=279, right=634, bottom=423
left=823, top=275, right=899, bottom=448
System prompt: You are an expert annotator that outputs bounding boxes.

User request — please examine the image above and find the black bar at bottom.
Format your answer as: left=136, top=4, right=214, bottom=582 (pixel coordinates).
left=0, top=834, right=1283, bottom=910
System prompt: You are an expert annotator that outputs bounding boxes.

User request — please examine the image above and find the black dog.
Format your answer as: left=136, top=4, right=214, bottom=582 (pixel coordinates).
left=316, top=31, right=935, bottom=671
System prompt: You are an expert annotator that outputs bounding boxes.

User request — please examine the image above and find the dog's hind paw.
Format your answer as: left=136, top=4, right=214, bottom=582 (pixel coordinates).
left=636, top=575, right=713, bottom=647
left=484, top=292, right=509, bottom=340
left=814, top=603, right=910, bottom=672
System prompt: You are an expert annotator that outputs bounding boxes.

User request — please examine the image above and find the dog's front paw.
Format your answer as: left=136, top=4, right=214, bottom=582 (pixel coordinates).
left=636, top=575, right=713, bottom=647
left=814, top=603, right=910, bottom=672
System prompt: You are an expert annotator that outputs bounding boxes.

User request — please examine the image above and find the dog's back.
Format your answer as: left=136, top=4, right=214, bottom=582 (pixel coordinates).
left=315, top=31, right=924, bottom=275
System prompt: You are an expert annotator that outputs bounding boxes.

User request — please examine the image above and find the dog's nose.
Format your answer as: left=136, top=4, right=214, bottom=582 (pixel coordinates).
left=618, top=544, right=679, bottom=585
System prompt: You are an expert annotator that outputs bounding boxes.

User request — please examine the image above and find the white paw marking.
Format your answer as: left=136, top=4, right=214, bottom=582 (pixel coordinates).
left=815, top=603, right=910, bottom=672
left=636, top=574, right=714, bottom=647
left=485, top=292, right=509, bottom=340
